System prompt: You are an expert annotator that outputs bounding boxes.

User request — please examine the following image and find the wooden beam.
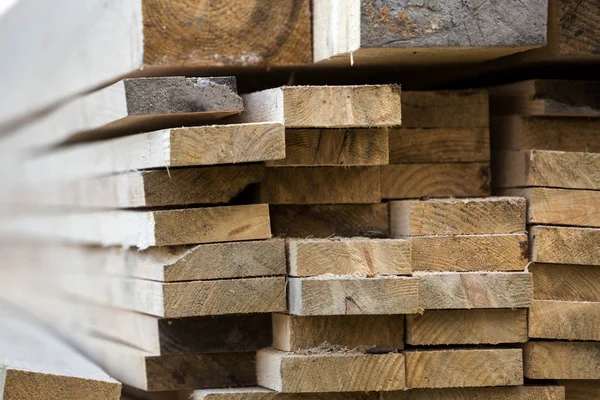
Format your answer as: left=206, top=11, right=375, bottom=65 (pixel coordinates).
left=531, top=226, right=600, bottom=266
left=270, top=204, right=389, bottom=238
left=267, top=128, right=388, bottom=167
left=195, top=388, right=377, bottom=400
left=384, top=386, right=565, bottom=400
left=381, top=163, right=491, bottom=199
left=260, top=167, right=381, bottom=204
left=561, top=380, right=600, bottom=400
left=524, top=341, right=600, bottom=380
left=257, top=348, right=406, bottom=392
left=390, top=197, right=526, bottom=236
left=286, top=238, right=411, bottom=277
left=405, top=349, right=523, bottom=389
left=236, top=85, right=401, bottom=128
left=417, top=272, right=534, bottom=310
left=288, top=276, right=419, bottom=315
left=530, top=263, right=600, bottom=301
left=405, top=309, right=528, bottom=346
left=272, top=314, right=404, bottom=351
left=0, top=204, right=271, bottom=248
left=529, top=300, right=600, bottom=341
left=388, top=127, right=490, bottom=163
left=313, top=1, right=546, bottom=65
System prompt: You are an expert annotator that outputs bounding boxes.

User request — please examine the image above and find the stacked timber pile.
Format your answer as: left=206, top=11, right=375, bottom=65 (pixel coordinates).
left=491, top=79, right=600, bottom=400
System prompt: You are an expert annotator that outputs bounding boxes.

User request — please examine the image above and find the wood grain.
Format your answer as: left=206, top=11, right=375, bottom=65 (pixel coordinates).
left=531, top=226, right=600, bottom=266
left=561, top=380, right=600, bottom=400
left=196, top=389, right=377, bottom=400
left=384, top=386, right=565, bottom=400
left=530, top=263, right=600, bottom=301
left=390, top=197, right=526, bottom=236
left=405, top=309, right=528, bottom=345
left=524, top=341, right=600, bottom=380
left=287, top=238, right=411, bottom=277
left=529, top=300, right=600, bottom=341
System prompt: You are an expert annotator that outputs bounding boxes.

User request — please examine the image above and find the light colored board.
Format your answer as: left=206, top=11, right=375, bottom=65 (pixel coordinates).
left=0, top=0, right=142, bottom=128
left=6, top=165, right=264, bottom=208
left=266, top=128, right=388, bottom=166
left=195, top=388, right=377, bottom=400
left=286, top=237, right=411, bottom=277
left=388, top=127, right=490, bottom=163
left=288, top=275, right=419, bottom=315
left=19, top=123, right=284, bottom=182
left=236, top=85, right=402, bottom=128
left=257, top=348, right=405, bottom=392
left=529, top=300, right=600, bottom=341
left=417, top=272, right=534, bottom=310
left=531, top=226, right=600, bottom=266
left=405, top=309, right=528, bottom=346
left=313, top=1, right=546, bottom=65
left=411, top=234, right=528, bottom=272
left=561, top=380, right=600, bottom=400
left=503, top=187, right=600, bottom=227
left=272, top=314, right=404, bottom=351
left=0, top=204, right=271, bottom=249
left=271, top=204, right=389, bottom=238
left=260, top=166, right=381, bottom=204
left=530, top=263, right=600, bottom=302
left=381, top=163, right=491, bottom=199
left=142, top=0, right=311, bottom=68
left=524, top=341, right=600, bottom=380
left=384, top=386, right=565, bottom=400
left=494, top=150, right=600, bottom=190
left=405, top=349, right=523, bottom=389
left=390, top=197, right=526, bottom=236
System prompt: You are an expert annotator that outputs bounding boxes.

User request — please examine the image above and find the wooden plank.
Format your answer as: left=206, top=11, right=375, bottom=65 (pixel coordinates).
left=288, top=276, right=419, bottom=315
left=313, top=1, right=546, bottom=65
left=525, top=341, right=600, bottom=380
left=381, top=163, right=491, bottom=199
left=286, top=238, right=411, bottom=277
left=0, top=204, right=271, bottom=249
left=257, top=348, right=405, bottom=392
left=196, top=388, right=377, bottom=400
left=411, top=234, right=528, bottom=272
left=237, top=85, right=402, bottom=128
left=270, top=204, right=389, bottom=238
left=530, top=263, right=600, bottom=301
left=388, top=127, right=490, bottom=163
left=9, top=165, right=264, bottom=209
left=405, top=349, right=523, bottom=389
left=531, top=226, right=600, bottom=266
left=266, top=128, right=388, bottom=166
left=504, top=187, right=600, bottom=227
left=19, top=123, right=284, bottom=182
left=272, top=314, right=404, bottom=351
left=417, top=272, right=534, bottom=310
left=405, top=309, right=528, bottom=346
left=390, top=197, right=526, bottom=236
left=561, top=380, right=600, bottom=400
left=494, top=150, right=600, bottom=190
left=142, top=0, right=311, bottom=68
left=0, top=304, right=121, bottom=399
left=384, top=386, right=565, bottom=400
left=529, top=300, right=600, bottom=341
left=260, top=167, right=381, bottom=204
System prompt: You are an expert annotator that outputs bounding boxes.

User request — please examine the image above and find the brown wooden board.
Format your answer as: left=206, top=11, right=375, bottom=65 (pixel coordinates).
left=525, top=341, right=600, bottom=380
left=531, top=226, right=600, bottom=266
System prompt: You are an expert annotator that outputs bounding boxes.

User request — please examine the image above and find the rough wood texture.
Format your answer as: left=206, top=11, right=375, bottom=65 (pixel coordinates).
left=531, top=226, right=600, bottom=266
left=530, top=263, right=600, bottom=301
left=529, top=300, right=600, bottom=341
left=142, top=0, right=312, bottom=67
left=524, top=341, right=600, bottom=380
left=287, top=238, right=411, bottom=277
left=411, top=234, right=528, bottom=272
left=270, top=204, right=389, bottom=238
left=504, top=187, right=600, bottom=227
left=401, top=90, right=488, bottom=128
left=288, top=276, right=419, bottom=315
left=405, top=349, right=523, bottom=389
left=381, top=163, right=491, bottom=199
left=388, top=127, right=490, bottom=163
left=196, top=388, right=377, bottom=400
left=494, top=150, right=600, bottom=190
left=237, top=85, right=402, bottom=128
left=0, top=204, right=271, bottom=249
left=417, top=272, right=534, bottom=310
left=260, top=167, right=381, bottom=204
left=267, top=128, right=388, bottom=167
left=561, top=380, right=600, bottom=400
left=405, top=309, right=528, bottom=346
left=257, top=348, right=405, bottom=392
left=272, top=314, right=404, bottom=351
left=390, top=197, right=526, bottom=236
left=385, top=386, right=565, bottom=400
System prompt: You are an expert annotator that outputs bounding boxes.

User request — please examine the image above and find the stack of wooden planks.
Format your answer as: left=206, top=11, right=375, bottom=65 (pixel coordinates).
left=491, top=79, right=600, bottom=399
